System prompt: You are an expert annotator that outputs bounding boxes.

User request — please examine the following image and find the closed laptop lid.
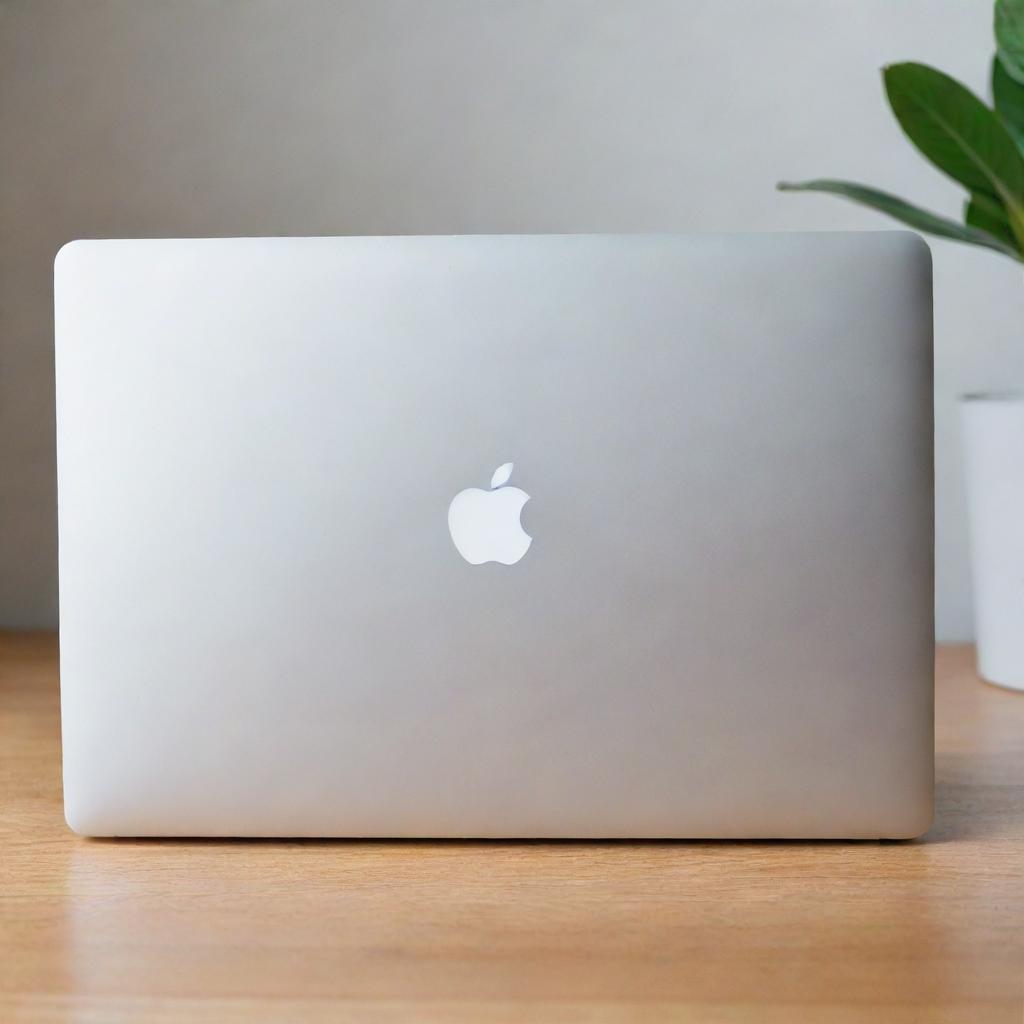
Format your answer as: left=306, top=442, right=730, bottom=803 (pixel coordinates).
left=55, top=232, right=933, bottom=838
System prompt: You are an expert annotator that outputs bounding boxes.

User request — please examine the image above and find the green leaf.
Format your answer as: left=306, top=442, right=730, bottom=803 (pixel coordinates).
left=777, top=179, right=1022, bottom=259
left=996, top=0, right=1024, bottom=85
left=993, top=56, right=1024, bottom=153
left=965, top=191, right=1020, bottom=250
left=882, top=62, right=1024, bottom=247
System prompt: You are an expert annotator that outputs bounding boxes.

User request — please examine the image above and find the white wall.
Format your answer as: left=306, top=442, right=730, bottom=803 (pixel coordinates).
left=2, top=0, right=1020, bottom=638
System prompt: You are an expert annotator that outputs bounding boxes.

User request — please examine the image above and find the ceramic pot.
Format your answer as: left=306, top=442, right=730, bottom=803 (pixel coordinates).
left=961, top=393, right=1024, bottom=691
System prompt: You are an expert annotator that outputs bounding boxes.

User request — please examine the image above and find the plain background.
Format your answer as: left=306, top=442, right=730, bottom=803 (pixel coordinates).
left=2, top=0, right=1021, bottom=640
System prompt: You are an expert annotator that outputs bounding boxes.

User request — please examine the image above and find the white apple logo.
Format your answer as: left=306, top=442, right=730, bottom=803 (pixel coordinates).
left=448, top=462, right=532, bottom=566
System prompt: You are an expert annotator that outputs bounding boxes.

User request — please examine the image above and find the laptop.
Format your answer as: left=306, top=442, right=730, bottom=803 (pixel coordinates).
left=54, top=232, right=934, bottom=839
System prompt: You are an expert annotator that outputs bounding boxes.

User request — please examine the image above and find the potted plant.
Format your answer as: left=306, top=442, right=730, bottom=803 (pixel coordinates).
left=779, top=0, right=1024, bottom=692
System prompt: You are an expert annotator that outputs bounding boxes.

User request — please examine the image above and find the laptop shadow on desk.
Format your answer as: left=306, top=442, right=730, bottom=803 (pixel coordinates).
left=925, top=750, right=1024, bottom=844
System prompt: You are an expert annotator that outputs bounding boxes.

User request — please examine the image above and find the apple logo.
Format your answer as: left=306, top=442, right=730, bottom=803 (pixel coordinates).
left=447, top=462, right=532, bottom=566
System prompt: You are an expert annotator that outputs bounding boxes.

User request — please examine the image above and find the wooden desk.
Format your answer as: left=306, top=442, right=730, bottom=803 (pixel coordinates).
left=1, top=633, right=1022, bottom=1023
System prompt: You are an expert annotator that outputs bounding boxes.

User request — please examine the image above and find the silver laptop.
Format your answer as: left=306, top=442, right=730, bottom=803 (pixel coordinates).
left=55, top=232, right=934, bottom=839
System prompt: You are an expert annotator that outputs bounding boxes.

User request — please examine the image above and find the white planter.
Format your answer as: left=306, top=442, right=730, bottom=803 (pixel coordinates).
left=961, top=394, right=1024, bottom=691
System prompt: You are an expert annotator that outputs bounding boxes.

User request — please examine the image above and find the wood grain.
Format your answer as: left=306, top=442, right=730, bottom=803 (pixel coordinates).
left=1, top=633, right=1022, bottom=1022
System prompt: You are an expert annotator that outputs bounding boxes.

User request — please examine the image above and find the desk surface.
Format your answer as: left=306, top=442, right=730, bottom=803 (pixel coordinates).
left=1, top=633, right=1022, bottom=1023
